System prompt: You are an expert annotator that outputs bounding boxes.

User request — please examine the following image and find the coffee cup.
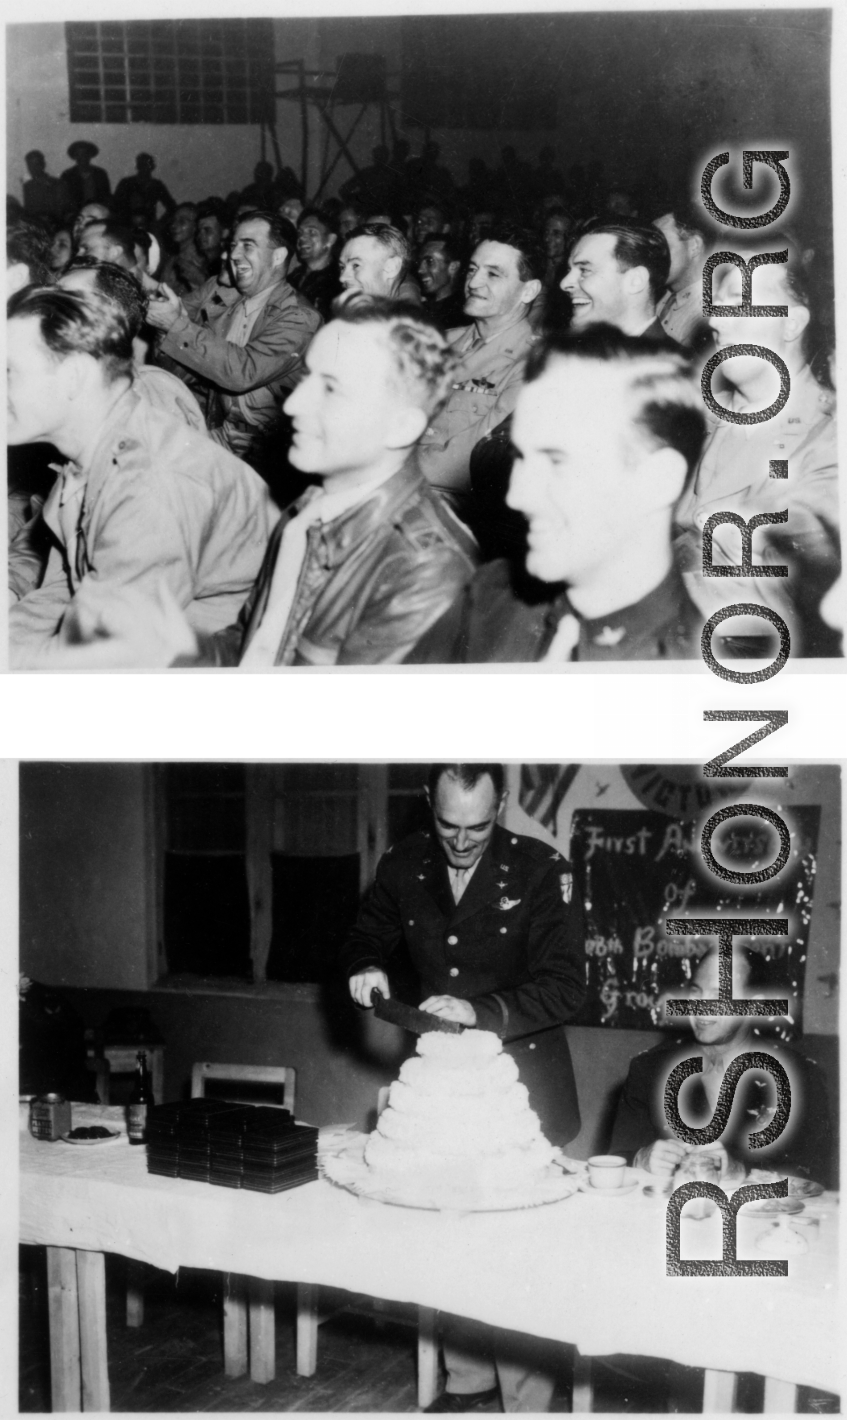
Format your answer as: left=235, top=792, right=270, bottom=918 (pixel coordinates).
left=587, top=1154, right=627, bottom=1189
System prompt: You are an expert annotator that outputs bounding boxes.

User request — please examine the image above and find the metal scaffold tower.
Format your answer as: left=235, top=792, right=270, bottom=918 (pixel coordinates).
left=261, top=54, right=402, bottom=201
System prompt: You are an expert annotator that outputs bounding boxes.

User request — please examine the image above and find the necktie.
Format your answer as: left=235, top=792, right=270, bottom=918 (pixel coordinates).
left=239, top=491, right=325, bottom=667
left=240, top=472, right=392, bottom=667
left=451, top=867, right=469, bottom=902
left=542, top=612, right=580, bottom=662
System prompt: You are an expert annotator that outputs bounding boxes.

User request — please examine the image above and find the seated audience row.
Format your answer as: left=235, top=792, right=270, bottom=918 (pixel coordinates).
left=7, top=163, right=839, bottom=668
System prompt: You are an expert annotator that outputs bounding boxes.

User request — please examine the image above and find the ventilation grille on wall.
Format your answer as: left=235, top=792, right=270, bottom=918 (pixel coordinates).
left=66, top=19, right=275, bottom=125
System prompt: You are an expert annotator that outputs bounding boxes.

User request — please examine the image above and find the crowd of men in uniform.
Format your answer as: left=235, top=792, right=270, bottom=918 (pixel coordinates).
left=7, top=137, right=841, bottom=667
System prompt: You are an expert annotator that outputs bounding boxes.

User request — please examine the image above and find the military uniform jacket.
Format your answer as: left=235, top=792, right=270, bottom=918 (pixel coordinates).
left=9, top=387, right=272, bottom=667
left=339, top=823, right=586, bottom=1144
left=609, top=1032, right=834, bottom=1186
left=406, top=558, right=702, bottom=663
left=674, top=365, right=839, bottom=655
left=159, top=276, right=321, bottom=407
left=417, top=313, right=536, bottom=494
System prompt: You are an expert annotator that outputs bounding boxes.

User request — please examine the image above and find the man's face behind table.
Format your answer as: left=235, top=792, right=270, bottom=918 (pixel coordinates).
left=507, top=357, right=671, bottom=588
left=284, top=320, right=424, bottom=481
left=687, top=950, right=754, bottom=1050
left=428, top=772, right=503, bottom=871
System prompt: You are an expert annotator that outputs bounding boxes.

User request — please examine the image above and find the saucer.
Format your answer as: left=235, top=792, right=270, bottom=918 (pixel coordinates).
left=579, top=1168, right=640, bottom=1197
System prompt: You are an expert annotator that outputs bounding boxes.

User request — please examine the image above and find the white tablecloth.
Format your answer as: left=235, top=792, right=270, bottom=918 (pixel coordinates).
left=19, top=1132, right=839, bottom=1394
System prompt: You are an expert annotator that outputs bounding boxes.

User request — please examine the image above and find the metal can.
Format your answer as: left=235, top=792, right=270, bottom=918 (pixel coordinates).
left=30, top=1093, right=72, bottom=1142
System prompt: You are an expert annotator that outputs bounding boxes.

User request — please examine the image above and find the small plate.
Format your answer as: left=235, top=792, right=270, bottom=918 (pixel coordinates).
left=743, top=1196, right=804, bottom=1215
left=578, top=1168, right=640, bottom=1197
left=61, top=1130, right=123, bottom=1146
left=788, top=1178, right=824, bottom=1199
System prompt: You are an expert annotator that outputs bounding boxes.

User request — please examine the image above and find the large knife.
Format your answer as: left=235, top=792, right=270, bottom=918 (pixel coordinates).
left=371, top=988, right=464, bottom=1035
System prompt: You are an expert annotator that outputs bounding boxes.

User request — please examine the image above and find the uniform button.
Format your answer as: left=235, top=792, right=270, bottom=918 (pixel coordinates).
left=449, top=967, right=459, bottom=978
left=511, top=837, right=518, bottom=845
left=500, top=926, right=507, bottom=934
left=408, top=920, right=414, bottom=926
left=529, top=1043, right=536, bottom=1050
left=447, top=934, right=458, bottom=945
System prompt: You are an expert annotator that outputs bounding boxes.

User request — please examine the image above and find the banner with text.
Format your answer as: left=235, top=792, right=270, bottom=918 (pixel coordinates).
left=569, top=806, right=819, bottom=1035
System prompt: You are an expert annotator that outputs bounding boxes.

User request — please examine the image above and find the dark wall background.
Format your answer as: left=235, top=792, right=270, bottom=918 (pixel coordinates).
left=400, top=9, right=831, bottom=239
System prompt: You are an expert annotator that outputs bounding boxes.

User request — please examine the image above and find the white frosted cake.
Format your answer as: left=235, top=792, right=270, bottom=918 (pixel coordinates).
left=363, top=1028, right=556, bottom=1204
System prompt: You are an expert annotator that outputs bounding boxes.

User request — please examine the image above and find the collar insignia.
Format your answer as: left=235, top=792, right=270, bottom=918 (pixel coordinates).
left=594, top=624, right=627, bottom=647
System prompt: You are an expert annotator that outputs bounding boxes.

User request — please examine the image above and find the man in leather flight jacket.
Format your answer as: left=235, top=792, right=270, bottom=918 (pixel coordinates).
left=50, top=298, right=478, bottom=668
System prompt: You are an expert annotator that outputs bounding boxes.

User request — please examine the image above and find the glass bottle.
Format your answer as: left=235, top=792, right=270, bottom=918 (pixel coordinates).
left=128, top=1050, right=153, bottom=1144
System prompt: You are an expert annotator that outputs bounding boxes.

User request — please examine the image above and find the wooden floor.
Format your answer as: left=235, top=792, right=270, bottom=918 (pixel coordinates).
left=18, top=1248, right=840, bottom=1414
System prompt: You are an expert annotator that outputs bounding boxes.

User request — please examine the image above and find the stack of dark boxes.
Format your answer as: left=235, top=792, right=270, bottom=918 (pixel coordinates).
left=147, top=1099, right=319, bottom=1193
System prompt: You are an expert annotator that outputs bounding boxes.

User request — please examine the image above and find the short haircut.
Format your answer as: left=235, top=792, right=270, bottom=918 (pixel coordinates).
left=196, top=198, right=230, bottom=230
left=25, top=149, right=45, bottom=165
left=329, top=295, right=460, bottom=419
left=235, top=208, right=297, bottom=260
left=340, top=198, right=368, bottom=221
left=714, top=230, right=810, bottom=309
left=696, top=942, right=773, bottom=993
left=76, top=202, right=112, bottom=224
left=421, top=234, right=462, bottom=268
left=655, top=200, right=711, bottom=247
left=416, top=198, right=448, bottom=221
left=83, top=220, right=137, bottom=266
left=427, top=764, right=506, bottom=802
left=476, top=222, right=545, bottom=283
left=7, top=284, right=135, bottom=385
left=574, top=219, right=672, bottom=303
left=345, top=223, right=411, bottom=269
left=7, top=219, right=53, bottom=285
left=298, top=205, right=339, bottom=237
left=525, top=324, right=706, bottom=482
left=63, top=258, right=147, bottom=336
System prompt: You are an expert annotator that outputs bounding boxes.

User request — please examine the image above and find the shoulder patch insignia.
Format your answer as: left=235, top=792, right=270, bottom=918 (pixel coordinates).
left=559, top=872, right=573, bottom=904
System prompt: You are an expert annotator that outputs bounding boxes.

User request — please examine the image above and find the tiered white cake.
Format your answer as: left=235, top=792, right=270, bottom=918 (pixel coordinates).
left=364, top=1028, right=556, bottom=1204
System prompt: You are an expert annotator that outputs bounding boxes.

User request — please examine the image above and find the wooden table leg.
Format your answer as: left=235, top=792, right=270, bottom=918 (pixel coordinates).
left=296, top=1282, right=318, bottom=1377
left=223, top=1273, right=248, bottom=1378
left=417, top=1306, right=439, bottom=1409
left=764, top=1377, right=798, bottom=1412
left=46, top=1247, right=81, bottom=1412
left=248, top=1277, right=275, bottom=1384
left=572, top=1352, right=593, bottom=1413
left=703, top=1368, right=738, bottom=1412
left=126, top=1259, right=145, bottom=1327
left=76, top=1251, right=110, bottom=1412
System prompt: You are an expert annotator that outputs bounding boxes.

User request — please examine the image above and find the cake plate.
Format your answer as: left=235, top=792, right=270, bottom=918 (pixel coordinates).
left=322, top=1138, right=581, bottom=1212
